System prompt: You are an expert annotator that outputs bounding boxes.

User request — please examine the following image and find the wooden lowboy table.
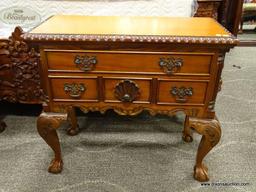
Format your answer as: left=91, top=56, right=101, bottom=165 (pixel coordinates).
left=22, top=15, right=238, bottom=182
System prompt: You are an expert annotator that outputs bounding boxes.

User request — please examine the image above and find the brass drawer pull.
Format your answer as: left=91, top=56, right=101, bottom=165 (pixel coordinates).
left=170, top=86, right=193, bottom=103
left=159, top=57, right=183, bottom=74
left=114, top=80, right=140, bottom=103
left=64, top=83, right=86, bottom=98
left=74, top=55, right=97, bottom=71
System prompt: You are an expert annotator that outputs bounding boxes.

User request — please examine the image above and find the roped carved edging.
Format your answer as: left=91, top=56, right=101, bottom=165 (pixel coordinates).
left=0, top=27, right=47, bottom=103
left=22, top=33, right=238, bottom=45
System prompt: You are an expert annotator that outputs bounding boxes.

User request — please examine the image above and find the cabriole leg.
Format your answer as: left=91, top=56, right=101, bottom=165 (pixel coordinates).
left=67, top=106, right=79, bottom=136
left=182, top=115, right=193, bottom=142
left=37, top=112, right=67, bottom=174
left=188, top=117, right=221, bottom=182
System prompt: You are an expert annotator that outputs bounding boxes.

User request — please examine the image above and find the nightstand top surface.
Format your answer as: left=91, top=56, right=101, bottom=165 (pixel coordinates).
left=29, top=15, right=231, bottom=37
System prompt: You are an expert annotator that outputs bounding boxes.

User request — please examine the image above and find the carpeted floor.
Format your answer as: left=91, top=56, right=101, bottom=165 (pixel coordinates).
left=238, top=33, right=256, bottom=40
left=0, top=46, right=256, bottom=192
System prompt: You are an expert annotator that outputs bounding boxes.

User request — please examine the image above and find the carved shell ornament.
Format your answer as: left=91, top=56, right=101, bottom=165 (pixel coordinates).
left=114, top=80, right=140, bottom=102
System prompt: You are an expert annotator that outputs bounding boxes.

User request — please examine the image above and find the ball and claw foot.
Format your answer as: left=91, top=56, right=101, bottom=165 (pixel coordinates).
left=48, top=159, right=63, bottom=174
left=194, top=164, right=209, bottom=182
left=182, top=134, right=193, bottom=143
left=67, top=124, right=79, bottom=136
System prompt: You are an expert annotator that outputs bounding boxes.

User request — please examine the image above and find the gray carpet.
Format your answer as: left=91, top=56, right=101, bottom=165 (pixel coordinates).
left=238, top=33, right=256, bottom=41
left=0, top=46, right=256, bottom=192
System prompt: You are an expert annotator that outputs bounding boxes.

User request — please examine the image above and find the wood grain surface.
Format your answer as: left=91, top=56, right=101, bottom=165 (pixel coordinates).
left=30, top=15, right=231, bottom=37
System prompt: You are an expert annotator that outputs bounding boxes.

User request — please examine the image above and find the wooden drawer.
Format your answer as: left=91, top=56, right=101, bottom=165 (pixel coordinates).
left=49, top=77, right=98, bottom=101
left=45, top=50, right=213, bottom=75
left=157, top=79, right=208, bottom=105
left=104, top=77, right=151, bottom=103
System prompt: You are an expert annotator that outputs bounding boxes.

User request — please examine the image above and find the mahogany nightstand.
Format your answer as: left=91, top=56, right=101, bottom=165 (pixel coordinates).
left=22, top=15, right=238, bottom=182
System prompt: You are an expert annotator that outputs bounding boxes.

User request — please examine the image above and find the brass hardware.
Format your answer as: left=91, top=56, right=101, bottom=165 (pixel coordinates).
left=159, top=57, right=183, bottom=74
left=122, top=94, right=132, bottom=102
left=114, top=80, right=140, bottom=103
left=64, top=83, right=86, bottom=98
left=208, top=101, right=215, bottom=110
left=171, top=86, right=193, bottom=103
left=74, top=55, right=97, bottom=71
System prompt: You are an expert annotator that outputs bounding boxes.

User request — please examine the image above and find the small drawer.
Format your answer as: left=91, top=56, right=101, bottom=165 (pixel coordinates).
left=45, top=50, right=213, bottom=75
left=158, top=80, right=208, bottom=104
left=49, top=77, right=98, bottom=101
left=104, top=77, right=151, bottom=103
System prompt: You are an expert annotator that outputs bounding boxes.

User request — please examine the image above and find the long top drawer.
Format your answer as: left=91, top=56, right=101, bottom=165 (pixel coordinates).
left=45, top=50, right=214, bottom=76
